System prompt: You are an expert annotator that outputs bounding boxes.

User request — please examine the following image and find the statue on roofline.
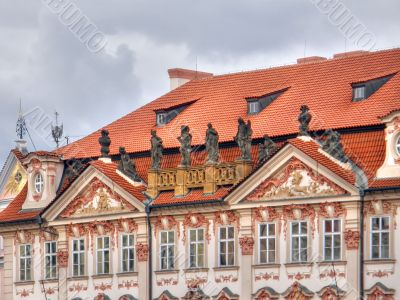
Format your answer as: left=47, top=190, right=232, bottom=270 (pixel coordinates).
left=258, top=134, right=277, bottom=162
left=99, top=129, right=111, bottom=158
left=150, top=130, right=163, bottom=169
left=205, top=123, right=219, bottom=164
left=118, top=146, right=140, bottom=181
left=234, top=117, right=252, bottom=161
left=298, top=105, right=311, bottom=136
left=178, top=125, right=192, bottom=167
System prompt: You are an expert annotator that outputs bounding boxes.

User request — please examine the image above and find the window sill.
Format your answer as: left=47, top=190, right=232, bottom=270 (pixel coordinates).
left=116, top=272, right=138, bottom=277
left=284, top=262, right=313, bottom=268
left=317, top=260, right=347, bottom=266
left=154, top=269, right=179, bottom=275
left=184, top=268, right=209, bottom=273
left=92, top=274, right=113, bottom=279
left=40, top=279, right=58, bottom=284
left=364, top=259, right=396, bottom=265
left=67, top=276, right=89, bottom=281
left=14, top=280, right=35, bottom=286
left=213, top=266, right=239, bottom=272
left=252, top=263, right=281, bottom=269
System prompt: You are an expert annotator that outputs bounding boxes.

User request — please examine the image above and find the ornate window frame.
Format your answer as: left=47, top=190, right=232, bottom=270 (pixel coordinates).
left=217, top=225, right=236, bottom=267
left=187, top=228, right=206, bottom=269
left=257, top=222, right=278, bottom=264
left=322, top=218, right=343, bottom=262
left=95, top=235, right=112, bottom=275
left=120, top=233, right=135, bottom=273
left=158, top=230, right=176, bottom=271
left=70, top=238, right=86, bottom=277
left=289, top=220, right=309, bottom=263
left=44, top=240, right=58, bottom=280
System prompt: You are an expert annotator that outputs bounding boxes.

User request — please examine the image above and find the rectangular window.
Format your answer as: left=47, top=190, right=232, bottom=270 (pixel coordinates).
left=72, top=239, right=85, bottom=276
left=291, top=221, right=308, bottom=262
left=189, top=229, right=205, bottom=268
left=156, top=112, right=167, bottom=126
left=96, top=236, right=110, bottom=274
left=323, top=219, right=341, bottom=261
left=371, top=216, right=390, bottom=259
left=160, top=231, right=174, bottom=270
left=353, top=85, right=365, bottom=101
left=259, top=223, right=276, bottom=264
left=248, top=101, right=260, bottom=114
left=19, top=244, right=32, bottom=281
left=121, top=234, right=135, bottom=272
left=219, top=226, right=235, bottom=267
left=45, top=241, right=57, bottom=279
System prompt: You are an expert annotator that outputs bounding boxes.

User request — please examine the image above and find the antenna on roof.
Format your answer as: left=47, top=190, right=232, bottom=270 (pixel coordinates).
left=51, top=111, right=63, bottom=148
left=16, top=99, right=27, bottom=140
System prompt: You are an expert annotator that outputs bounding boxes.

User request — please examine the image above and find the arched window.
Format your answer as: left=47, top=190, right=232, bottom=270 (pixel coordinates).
left=34, top=173, right=44, bottom=193
left=396, top=135, right=400, bottom=155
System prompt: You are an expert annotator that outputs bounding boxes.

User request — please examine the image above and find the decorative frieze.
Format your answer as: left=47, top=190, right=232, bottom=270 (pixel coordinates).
left=239, top=236, right=254, bottom=255
left=254, top=272, right=280, bottom=281
left=68, top=283, right=88, bottom=293
left=344, top=229, right=360, bottom=249
left=94, top=282, right=112, bottom=291
left=16, top=288, right=34, bottom=298
left=118, top=280, right=138, bottom=289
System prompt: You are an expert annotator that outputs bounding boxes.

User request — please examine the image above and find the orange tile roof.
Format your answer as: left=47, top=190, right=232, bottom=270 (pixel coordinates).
left=153, top=187, right=229, bottom=206
left=57, top=49, right=400, bottom=160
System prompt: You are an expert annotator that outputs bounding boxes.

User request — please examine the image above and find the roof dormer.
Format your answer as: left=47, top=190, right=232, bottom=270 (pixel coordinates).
left=21, top=152, right=64, bottom=211
left=246, top=88, right=287, bottom=115
left=377, top=110, right=400, bottom=179
left=154, top=100, right=196, bottom=127
left=351, top=73, right=395, bottom=102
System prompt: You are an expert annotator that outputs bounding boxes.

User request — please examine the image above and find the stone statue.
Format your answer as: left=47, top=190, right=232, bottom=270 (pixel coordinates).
left=205, top=123, right=219, bottom=164
left=99, top=129, right=111, bottom=158
left=298, top=105, right=311, bottom=136
left=258, top=134, right=277, bottom=162
left=178, top=125, right=192, bottom=167
left=150, top=130, right=163, bottom=169
left=118, top=146, right=140, bottom=181
left=320, top=129, right=348, bottom=163
left=234, top=117, right=252, bottom=161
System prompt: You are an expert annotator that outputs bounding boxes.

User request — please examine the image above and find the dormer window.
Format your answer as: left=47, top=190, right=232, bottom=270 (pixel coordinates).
left=248, top=101, right=260, bottom=114
left=156, top=112, right=167, bottom=126
left=34, top=173, right=44, bottom=193
left=352, top=85, right=365, bottom=101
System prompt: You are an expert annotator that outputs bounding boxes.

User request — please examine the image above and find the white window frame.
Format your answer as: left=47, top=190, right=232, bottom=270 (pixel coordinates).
left=121, top=234, right=135, bottom=273
left=218, top=226, right=235, bottom=267
left=96, top=236, right=110, bottom=275
left=156, top=112, right=167, bottom=126
left=160, top=231, right=175, bottom=270
left=44, top=241, right=57, bottom=279
left=71, top=239, right=85, bottom=277
left=258, top=223, right=276, bottom=264
left=323, top=219, right=342, bottom=261
left=353, top=85, right=365, bottom=100
left=189, top=228, right=205, bottom=268
left=290, top=221, right=308, bottom=263
left=248, top=101, right=260, bottom=114
left=19, top=244, right=32, bottom=281
left=34, top=173, right=44, bottom=193
left=370, top=216, right=390, bottom=260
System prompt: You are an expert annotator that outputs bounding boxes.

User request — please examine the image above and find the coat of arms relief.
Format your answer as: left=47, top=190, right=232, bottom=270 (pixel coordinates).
left=247, top=158, right=345, bottom=201
left=60, top=177, right=135, bottom=218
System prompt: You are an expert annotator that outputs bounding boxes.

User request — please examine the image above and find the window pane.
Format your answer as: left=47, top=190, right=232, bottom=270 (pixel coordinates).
left=371, top=246, right=379, bottom=259
left=260, top=240, right=267, bottom=251
left=371, top=218, right=380, bottom=230
left=381, top=245, right=389, bottom=259
left=334, top=220, right=340, bottom=232
left=268, top=250, right=275, bottom=263
left=334, top=235, right=341, bottom=248
left=260, top=225, right=267, bottom=237
left=228, top=227, right=234, bottom=239
left=220, top=228, right=226, bottom=239
left=268, top=239, right=275, bottom=251
left=382, top=232, right=389, bottom=246
left=268, top=224, right=275, bottom=236
left=198, top=229, right=204, bottom=241
left=168, top=232, right=174, bottom=243
left=382, top=217, right=390, bottom=230
left=292, top=222, right=299, bottom=234
left=301, top=222, right=307, bottom=234
left=325, top=220, right=332, bottom=233
left=161, top=232, right=167, bottom=244
left=190, top=230, right=196, bottom=241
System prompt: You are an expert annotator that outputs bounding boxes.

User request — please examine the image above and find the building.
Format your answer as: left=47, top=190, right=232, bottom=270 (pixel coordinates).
left=0, top=48, right=400, bottom=300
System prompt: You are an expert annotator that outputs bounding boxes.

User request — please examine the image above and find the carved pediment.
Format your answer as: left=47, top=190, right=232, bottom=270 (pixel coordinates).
left=247, top=158, right=346, bottom=201
left=60, top=177, right=136, bottom=218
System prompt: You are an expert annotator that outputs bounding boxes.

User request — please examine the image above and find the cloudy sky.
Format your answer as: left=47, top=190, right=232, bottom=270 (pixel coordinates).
left=0, top=0, right=399, bottom=166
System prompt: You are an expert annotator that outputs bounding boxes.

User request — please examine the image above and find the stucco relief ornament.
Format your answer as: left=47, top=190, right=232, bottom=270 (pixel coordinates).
left=182, top=212, right=210, bottom=243
left=283, top=204, right=315, bottom=239
left=117, top=218, right=138, bottom=233
left=66, top=223, right=86, bottom=238
left=88, top=221, right=116, bottom=249
left=15, top=230, right=34, bottom=244
left=178, top=125, right=192, bottom=167
left=150, top=130, right=164, bottom=169
left=214, top=211, right=240, bottom=234
left=154, top=215, right=179, bottom=238
left=344, top=229, right=360, bottom=249
left=364, top=200, right=397, bottom=228
left=205, top=123, right=219, bottom=164
left=136, top=243, right=149, bottom=261
left=247, top=158, right=345, bottom=201
left=16, top=289, right=34, bottom=298
left=283, top=282, right=313, bottom=300
left=239, top=236, right=255, bottom=255
left=57, top=250, right=69, bottom=268
left=252, top=206, right=280, bottom=233
left=234, top=117, right=253, bottom=161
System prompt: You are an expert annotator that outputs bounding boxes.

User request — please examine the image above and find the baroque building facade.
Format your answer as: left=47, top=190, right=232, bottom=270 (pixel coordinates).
left=0, top=49, right=400, bottom=300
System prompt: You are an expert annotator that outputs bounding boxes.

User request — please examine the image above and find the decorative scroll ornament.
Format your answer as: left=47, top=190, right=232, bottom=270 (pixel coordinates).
left=318, top=202, right=346, bottom=218
left=182, top=212, right=210, bottom=243
left=57, top=250, right=69, bottom=268
left=318, top=287, right=344, bottom=300
left=136, top=243, right=149, bottom=261
left=282, top=282, right=314, bottom=300
left=254, top=272, right=280, bottom=281
left=253, top=288, right=280, bottom=300
left=68, top=283, right=87, bottom=292
left=344, top=229, right=360, bottom=249
left=88, top=221, right=116, bottom=249
left=94, top=282, right=112, bottom=291
left=66, top=223, right=86, bottom=238
left=364, top=200, right=398, bottom=228
left=15, top=230, right=34, bottom=245
left=247, top=158, right=345, bottom=201
left=282, top=204, right=315, bottom=239
left=16, top=289, right=34, bottom=298
left=252, top=206, right=280, bottom=233
left=214, top=211, right=240, bottom=234
left=239, top=236, right=255, bottom=255
left=117, top=218, right=138, bottom=233
left=94, top=293, right=109, bottom=300
left=154, top=215, right=179, bottom=238
left=39, top=227, right=58, bottom=243
left=61, top=177, right=135, bottom=218
left=366, top=283, right=395, bottom=300
left=118, top=281, right=138, bottom=290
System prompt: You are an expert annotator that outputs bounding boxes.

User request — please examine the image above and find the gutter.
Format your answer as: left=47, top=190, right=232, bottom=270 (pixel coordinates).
left=145, top=204, right=152, bottom=300
left=150, top=198, right=224, bottom=209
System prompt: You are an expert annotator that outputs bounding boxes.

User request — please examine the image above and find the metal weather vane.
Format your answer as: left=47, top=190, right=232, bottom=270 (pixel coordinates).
left=51, top=111, right=63, bottom=148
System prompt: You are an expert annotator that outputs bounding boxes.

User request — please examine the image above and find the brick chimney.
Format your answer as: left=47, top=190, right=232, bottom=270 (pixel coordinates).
left=168, top=68, right=213, bottom=90
left=297, top=56, right=327, bottom=64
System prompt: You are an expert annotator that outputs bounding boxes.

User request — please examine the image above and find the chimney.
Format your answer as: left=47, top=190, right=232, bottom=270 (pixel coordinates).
left=297, top=56, right=327, bottom=64
left=333, top=50, right=369, bottom=59
left=168, top=68, right=213, bottom=90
